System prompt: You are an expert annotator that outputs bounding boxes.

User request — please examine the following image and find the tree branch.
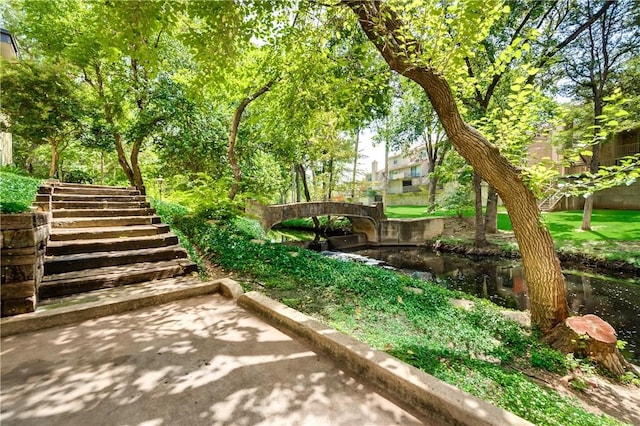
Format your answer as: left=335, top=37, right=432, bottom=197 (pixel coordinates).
left=526, top=1, right=615, bottom=85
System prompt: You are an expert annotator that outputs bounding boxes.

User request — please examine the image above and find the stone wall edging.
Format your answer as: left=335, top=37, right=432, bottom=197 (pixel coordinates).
left=238, top=290, right=532, bottom=426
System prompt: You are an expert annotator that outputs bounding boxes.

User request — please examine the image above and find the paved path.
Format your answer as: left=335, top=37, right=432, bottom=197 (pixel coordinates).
left=1, top=294, right=422, bottom=426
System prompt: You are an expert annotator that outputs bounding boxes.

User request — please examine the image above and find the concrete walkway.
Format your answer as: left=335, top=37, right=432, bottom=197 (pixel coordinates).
left=1, top=279, right=531, bottom=425
left=1, top=294, right=421, bottom=425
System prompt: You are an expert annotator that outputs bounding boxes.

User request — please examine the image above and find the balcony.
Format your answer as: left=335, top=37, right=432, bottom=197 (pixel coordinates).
left=616, top=142, right=639, bottom=158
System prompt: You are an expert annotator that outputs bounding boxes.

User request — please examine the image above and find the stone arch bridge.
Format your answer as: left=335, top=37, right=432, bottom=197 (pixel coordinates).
left=246, top=201, right=386, bottom=243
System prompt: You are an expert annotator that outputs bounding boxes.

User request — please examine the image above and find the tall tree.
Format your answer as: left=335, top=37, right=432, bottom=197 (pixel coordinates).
left=344, top=3, right=637, bottom=372
left=343, top=0, right=570, bottom=335
left=460, top=1, right=615, bottom=239
left=561, top=0, right=640, bottom=230
left=0, top=60, right=87, bottom=177
left=5, top=0, right=186, bottom=191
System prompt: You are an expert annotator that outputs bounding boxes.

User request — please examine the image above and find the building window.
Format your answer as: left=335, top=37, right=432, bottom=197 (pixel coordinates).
left=402, top=179, right=412, bottom=187
left=410, top=166, right=420, bottom=177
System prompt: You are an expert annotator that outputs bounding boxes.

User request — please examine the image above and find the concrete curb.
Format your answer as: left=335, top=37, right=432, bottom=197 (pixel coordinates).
left=1, top=280, right=220, bottom=337
left=238, top=291, right=532, bottom=426
left=217, top=277, right=245, bottom=299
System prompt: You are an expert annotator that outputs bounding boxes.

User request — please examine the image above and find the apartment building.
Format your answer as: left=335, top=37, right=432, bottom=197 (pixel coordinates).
left=1, top=28, right=20, bottom=167
left=530, top=127, right=640, bottom=210
left=365, top=145, right=432, bottom=206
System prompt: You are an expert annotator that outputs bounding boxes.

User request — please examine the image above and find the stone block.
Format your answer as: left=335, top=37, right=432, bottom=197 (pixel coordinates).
left=2, top=263, right=37, bottom=282
left=1, top=280, right=36, bottom=299
left=0, top=212, right=49, bottom=230
left=1, top=297, right=36, bottom=316
left=1, top=212, right=50, bottom=317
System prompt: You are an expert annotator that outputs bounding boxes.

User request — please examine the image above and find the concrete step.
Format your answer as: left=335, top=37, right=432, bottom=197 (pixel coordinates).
left=34, top=200, right=150, bottom=211
left=49, top=224, right=171, bottom=241
left=36, top=194, right=147, bottom=203
left=52, top=208, right=157, bottom=218
left=45, top=246, right=190, bottom=275
left=52, top=216, right=162, bottom=228
left=39, top=185, right=139, bottom=196
left=39, top=259, right=198, bottom=299
left=43, top=182, right=132, bottom=191
left=46, top=233, right=179, bottom=256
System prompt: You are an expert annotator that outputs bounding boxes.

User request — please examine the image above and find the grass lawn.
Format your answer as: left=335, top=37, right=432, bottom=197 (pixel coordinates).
left=387, top=205, right=640, bottom=266
left=385, top=205, right=474, bottom=218
left=498, top=209, right=640, bottom=243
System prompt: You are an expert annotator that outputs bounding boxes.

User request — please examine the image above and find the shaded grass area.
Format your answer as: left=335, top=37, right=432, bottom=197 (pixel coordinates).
left=0, top=171, right=42, bottom=213
left=157, top=201, right=623, bottom=426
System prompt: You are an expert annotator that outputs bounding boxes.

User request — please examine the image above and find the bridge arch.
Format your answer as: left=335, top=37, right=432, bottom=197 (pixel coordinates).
left=246, top=201, right=386, bottom=243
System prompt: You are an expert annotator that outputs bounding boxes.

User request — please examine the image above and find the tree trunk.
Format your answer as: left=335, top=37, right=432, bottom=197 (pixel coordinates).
left=297, top=164, right=321, bottom=240
left=581, top=94, right=603, bottom=230
left=545, top=315, right=637, bottom=375
left=473, top=173, right=487, bottom=247
left=581, top=197, right=594, bottom=230
left=485, top=185, right=499, bottom=234
left=327, top=157, right=334, bottom=201
left=427, top=169, right=437, bottom=211
left=49, top=140, right=59, bottom=179
left=113, top=132, right=135, bottom=187
left=228, top=80, right=275, bottom=201
left=130, top=138, right=145, bottom=194
left=382, top=139, right=389, bottom=208
left=351, top=128, right=360, bottom=198
left=347, top=1, right=569, bottom=333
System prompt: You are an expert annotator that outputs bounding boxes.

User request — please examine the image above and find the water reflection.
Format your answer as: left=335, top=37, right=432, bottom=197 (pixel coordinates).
left=352, top=248, right=640, bottom=362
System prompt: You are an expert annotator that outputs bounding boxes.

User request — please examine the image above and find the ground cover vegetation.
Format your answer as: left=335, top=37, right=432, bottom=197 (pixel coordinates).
left=2, top=0, right=640, bottom=392
left=154, top=200, right=626, bottom=426
left=0, top=170, right=41, bottom=214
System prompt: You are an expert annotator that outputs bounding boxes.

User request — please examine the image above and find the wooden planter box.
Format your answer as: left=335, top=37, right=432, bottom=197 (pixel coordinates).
left=1, top=212, right=50, bottom=316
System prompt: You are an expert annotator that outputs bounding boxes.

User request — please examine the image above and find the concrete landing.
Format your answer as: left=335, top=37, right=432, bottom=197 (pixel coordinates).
left=1, top=279, right=531, bottom=425
left=0, top=294, right=422, bottom=426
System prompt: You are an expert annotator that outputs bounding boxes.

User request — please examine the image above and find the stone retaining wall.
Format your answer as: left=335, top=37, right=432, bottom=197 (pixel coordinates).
left=380, top=218, right=445, bottom=245
left=1, top=212, right=50, bottom=316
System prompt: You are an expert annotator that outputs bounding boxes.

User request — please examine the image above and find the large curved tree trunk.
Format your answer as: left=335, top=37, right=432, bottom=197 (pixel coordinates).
left=347, top=1, right=569, bottom=333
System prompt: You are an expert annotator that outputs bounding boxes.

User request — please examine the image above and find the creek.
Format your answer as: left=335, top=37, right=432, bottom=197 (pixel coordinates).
left=347, top=247, right=640, bottom=363
left=267, top=229, right=640, bottom=362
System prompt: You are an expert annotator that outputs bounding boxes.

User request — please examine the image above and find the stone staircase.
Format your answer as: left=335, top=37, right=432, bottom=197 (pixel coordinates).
left=34, top=182, right=198, bottom=299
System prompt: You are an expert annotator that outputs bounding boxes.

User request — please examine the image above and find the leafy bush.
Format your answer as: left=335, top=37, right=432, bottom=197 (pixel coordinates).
left=151, top=199, right=207, bottom=278
left=0, top=171, right=42, bottom=214
left=438, top=185, right=473, bottom=218
left=64, top=169, right=94, bottom=184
